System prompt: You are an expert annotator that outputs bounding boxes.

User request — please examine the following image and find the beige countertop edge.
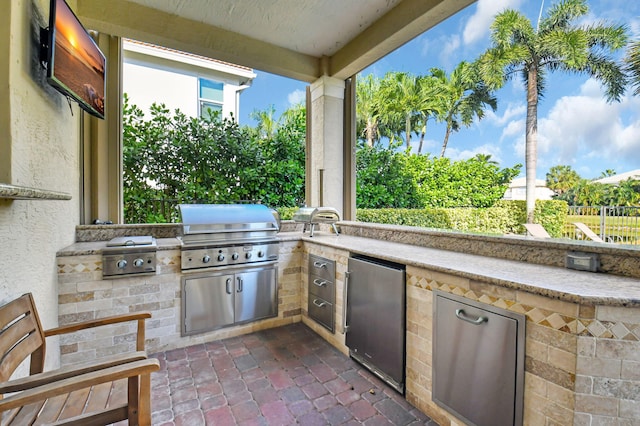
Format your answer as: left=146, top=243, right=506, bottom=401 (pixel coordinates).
left=300, top=232, right=640, bottom=307
left=56, top=232, right=640, bottom=307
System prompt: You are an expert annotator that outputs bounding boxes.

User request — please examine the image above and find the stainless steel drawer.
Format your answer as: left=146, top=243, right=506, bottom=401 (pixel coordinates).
left=309, top=255, right=335, bottom=281
left=308, top=274, right=334, bottom=302
left=308, top=296, right=334, bottom=332
left=433, top=290, right=525, bottom=426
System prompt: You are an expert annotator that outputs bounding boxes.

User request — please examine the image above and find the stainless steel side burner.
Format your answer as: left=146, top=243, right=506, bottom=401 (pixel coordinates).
left=102, top=236, right=157, bottom=278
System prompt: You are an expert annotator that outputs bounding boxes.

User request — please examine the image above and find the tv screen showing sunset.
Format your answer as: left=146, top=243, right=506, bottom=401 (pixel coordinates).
left=51, top=0, right=105, bottom=117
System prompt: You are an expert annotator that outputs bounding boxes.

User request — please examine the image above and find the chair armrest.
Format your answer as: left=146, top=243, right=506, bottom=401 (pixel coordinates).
left=0, top=351, right=149, bottom=394
left=44, top=311, right=151, bottom=351
left=0, top=358, right=160, bottom=412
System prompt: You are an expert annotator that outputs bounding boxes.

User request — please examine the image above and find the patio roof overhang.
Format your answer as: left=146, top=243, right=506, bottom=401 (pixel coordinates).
left=76, top=0, right=476, bottom=83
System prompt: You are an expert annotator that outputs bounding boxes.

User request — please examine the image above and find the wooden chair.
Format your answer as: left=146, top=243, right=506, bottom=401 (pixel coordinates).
left=0, top=293, right=160, bottom=425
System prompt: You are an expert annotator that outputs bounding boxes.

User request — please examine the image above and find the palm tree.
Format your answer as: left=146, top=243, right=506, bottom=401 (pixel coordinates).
left=378, top=72, right=425, bottom=150
left=415, top=75, right=446, bottom=154
left=546, top=165, right=581, bottom=197
left=250, top=105, right=278, bottom=140
left=478, top=0, right=627, bottom=223
left=430, top=62, right=497, bottom=158
left=356, top=74, right=382, bottom=147
left=625, top=40, right=640, bottom=95
left=473, top=153, right=499, bottom=165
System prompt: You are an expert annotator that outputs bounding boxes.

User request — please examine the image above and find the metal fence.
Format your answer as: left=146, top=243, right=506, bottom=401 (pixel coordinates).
left=564, top=206, right=640, bottom=244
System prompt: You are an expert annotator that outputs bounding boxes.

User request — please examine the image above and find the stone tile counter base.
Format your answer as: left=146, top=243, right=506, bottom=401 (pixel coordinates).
left=57, top=241, right=304, bottom=364
left=405, top=266, right=640, bottom=426
left=58, top=224, right=640, bottom=425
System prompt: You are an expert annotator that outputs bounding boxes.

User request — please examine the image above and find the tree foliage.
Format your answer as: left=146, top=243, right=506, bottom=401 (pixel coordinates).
left=122, top=95, right=305, bottom=223
left=356, top=144, right=521, bottom=209
left=355, top=69, right=497, bottom=154
left=545, top=164, right=640, bottom=206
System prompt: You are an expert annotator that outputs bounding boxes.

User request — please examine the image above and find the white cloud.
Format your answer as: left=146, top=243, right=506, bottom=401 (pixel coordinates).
left=462, top=0, right=523, bottom=45
left=433, top=35, right=462, bottom=68
left=287, top=89, right=305, bottom=106
left=532, top=79, right=640, bottom=173
left=487, top=103, right=526, bottom=126
left=447, top=143, right=503, bottom=164
left=501, top=118, right=525, bottom=141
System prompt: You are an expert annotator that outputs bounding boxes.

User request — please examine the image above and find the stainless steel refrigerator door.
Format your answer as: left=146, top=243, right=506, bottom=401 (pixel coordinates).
left=183, top=273, right=234, bottom=334
left=235, top=266, right=277, bottom=324
left=345, top=257, right=405, bottom=387
left=433, top=291, right=524, bottom=426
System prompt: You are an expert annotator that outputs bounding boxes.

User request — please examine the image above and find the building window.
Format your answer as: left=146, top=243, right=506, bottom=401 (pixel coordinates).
left=199, top=78, right=223, bottom=118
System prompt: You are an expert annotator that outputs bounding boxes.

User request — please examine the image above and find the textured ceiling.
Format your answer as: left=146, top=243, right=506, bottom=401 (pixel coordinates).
left=77, top=0, right=475, bottom=82
left=124, top=0, right=401, bottom=57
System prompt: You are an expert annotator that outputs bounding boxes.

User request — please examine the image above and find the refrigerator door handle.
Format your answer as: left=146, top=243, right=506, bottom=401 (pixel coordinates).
left=342, top=271, right=350, bottom=334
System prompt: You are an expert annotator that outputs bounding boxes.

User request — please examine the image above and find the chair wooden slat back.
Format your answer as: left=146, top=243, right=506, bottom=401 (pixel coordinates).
left=0, top=294, right=46, bottom=383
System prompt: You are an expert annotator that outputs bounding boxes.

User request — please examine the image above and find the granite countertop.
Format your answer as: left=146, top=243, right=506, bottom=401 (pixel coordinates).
left=56, top=238, right=182, bottom=256
left=57, top=231, right=640, bottom=306
left=298, top=232, right=640, bottom=307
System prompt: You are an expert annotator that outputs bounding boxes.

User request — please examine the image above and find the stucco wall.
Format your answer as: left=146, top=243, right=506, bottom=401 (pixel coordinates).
left=0, top=0, right=80, bottom=370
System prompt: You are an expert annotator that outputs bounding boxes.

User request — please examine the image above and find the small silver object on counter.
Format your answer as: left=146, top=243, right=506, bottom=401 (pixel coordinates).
left=292, top=206, right=340, bottom=237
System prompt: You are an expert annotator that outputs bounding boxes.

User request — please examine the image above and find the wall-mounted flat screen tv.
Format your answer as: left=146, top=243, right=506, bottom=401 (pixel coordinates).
left=44, top=0, right=106, bottom=119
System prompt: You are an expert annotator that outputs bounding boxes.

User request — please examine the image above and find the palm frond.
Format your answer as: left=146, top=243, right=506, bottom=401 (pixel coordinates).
left=538, top=0, right=588, bottom=34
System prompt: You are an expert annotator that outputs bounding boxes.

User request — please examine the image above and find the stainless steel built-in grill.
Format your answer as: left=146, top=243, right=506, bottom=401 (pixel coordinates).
left=178, top=204, right=280, bottom=270
left=177, top=204, right=280, bottom=336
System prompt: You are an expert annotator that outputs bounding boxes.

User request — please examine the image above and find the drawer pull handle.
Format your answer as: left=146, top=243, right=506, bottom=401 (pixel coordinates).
left=313, top=299, right=327, bottom=308
left=313, top=261, right=327, bottom=269
left=313, top=279, right=328, bottom=287
left=455, top=309, right=487, bottom=325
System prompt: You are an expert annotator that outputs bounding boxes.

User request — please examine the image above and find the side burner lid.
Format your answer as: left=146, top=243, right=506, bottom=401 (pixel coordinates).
left=106, top=236, right=155, bottom=247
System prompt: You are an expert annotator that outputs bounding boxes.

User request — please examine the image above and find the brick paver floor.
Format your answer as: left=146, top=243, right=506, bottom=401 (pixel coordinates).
left=149, top=322, right=438, bottom=425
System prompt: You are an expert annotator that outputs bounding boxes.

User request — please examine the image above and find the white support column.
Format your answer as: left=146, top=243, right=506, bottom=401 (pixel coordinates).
left=309, top=76, right=345, bottom=216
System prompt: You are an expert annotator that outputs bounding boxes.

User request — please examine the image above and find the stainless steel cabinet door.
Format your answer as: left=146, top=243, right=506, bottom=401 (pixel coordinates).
left=235, top=266, right=277, bottom=324
left=433, top=292, right=524, bottom=426
left=183, top=273, right=234, bottom=334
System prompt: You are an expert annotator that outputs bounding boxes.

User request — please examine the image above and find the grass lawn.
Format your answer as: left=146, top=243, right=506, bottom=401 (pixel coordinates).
left=565, top=214, right=640, bottom=244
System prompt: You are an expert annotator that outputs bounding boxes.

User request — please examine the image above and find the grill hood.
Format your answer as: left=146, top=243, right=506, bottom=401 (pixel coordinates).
left=178, top=204, right=280, bottom=245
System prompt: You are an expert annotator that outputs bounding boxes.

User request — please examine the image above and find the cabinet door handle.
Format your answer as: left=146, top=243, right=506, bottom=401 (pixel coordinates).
left=312, top=298, right=327, bottom=308
left=313, top=261, right=327, bottom=269
left=342, top=271, right=350, bottom=334
left=455, top=309, right=487, bottom=325
left=225, top=278, right=232, bottom=295
left=313, top=279, right=327, bottom=287
left=237, top=277, right=243, bottom=293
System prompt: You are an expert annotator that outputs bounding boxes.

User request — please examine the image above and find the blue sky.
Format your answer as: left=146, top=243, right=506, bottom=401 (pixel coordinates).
left=239, top=0, right=640, bottom=181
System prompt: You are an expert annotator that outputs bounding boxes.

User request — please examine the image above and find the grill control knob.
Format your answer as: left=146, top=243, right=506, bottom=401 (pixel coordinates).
left=245, top=252, right=252, bottom=259
left=257, top=250, right=265, bottom=258
left=116, top=259, right=127, bottom=269
left=217, top=254, right=225, bottom=262
left=202, top=254, right=211, bottom=263
left=133, top=258, right=144, bottom=267
left=232, top=253, right=239, bottom=260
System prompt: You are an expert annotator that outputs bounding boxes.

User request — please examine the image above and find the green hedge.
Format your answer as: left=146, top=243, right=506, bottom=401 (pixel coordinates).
left=355, top=200, right=568, bottom=237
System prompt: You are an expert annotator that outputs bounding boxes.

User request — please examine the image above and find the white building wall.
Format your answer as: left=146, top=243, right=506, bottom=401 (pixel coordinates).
left=124, top=61, right=198, bottom=116
left=123, top=41, right=255, bottom=122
